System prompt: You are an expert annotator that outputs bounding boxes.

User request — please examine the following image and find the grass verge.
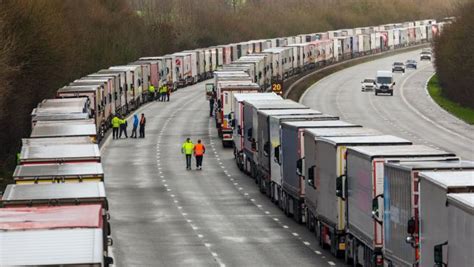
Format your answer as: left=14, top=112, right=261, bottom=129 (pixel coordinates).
left=427, top=75, right=474, bottom=125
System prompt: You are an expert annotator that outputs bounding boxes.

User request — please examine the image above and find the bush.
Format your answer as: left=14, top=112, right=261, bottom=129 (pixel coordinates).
left=433, top=1, right=474, bottom=109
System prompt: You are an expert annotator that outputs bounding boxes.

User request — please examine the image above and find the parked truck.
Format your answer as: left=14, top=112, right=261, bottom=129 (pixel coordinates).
left=279, top=120, right=361, bottom=222
left=345, top=145, right=455, bottom=267
left=445, top=193, right=474, bottom=267
left=232, top=93, right=282, bottom=170
left=12, top=162, right=104, bottom=184
left=383, top=160, right=474, bottom=267
left=19, top=137, right=100, bottom=166
left=311, top=135, right=412, bottom=258
left=304, top=127, right=382, bottom=232
left=256, top=109, right=337, bottom=198
left=0, top=204, right=113, bottom=266
left=218, top=82, right=260, bottom=146
left=30, top=120, right=97, bottom=141
left=243, top=99, right=308, bottom=177
left=417, top=171, right=474, bottom=267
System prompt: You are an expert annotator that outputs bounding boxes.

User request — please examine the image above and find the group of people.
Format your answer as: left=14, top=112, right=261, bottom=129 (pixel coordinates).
left=149, top=84, right=170, bottom=102
left=181, top=138, right=206, bottom=170
left=112, top=113, right=146, bottom=139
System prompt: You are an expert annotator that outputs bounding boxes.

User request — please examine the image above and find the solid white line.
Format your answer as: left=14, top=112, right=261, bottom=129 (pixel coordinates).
left=400, top=66, right=472, bottom=142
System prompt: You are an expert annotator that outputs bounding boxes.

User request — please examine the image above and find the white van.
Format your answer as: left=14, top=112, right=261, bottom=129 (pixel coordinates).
left=375, top=70, right=395, bottom=96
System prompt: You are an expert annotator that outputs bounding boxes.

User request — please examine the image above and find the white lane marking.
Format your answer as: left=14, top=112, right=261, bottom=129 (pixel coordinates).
left=198, top=234, right=203, bottom=238
left=283, top=225, right=289, bottom=229
left=292, top=232, right=299, bottom=236
left=315, top=250, right=321, bottom=255
left=303, top=241, right=310, bottom=246
left=328, top=261, right=336, bottom=266
left=265, top=211, right=270, bottom=215
left=399, top=67, right=472, bottom=142
left=273, top=218, right=279, bottom=221
left=204, top=243, right=211, bottom=248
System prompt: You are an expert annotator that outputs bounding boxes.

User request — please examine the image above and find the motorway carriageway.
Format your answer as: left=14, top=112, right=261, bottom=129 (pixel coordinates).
left=301, top=49, right=473, bottom=160
left=101, top=82, right=340, bottom=266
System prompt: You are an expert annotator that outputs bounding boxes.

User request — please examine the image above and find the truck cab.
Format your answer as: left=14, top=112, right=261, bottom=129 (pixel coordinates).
left=375, top=71, right=395, bottom=96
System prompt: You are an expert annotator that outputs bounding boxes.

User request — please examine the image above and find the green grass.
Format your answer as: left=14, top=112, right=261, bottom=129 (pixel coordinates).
left=427, top=75, right=474, bottom=125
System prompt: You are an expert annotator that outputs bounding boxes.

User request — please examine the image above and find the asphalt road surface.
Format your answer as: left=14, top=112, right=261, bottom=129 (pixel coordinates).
left=301, top=49, right=474, bottom=160
left=102, top=83, right=341, bottom=266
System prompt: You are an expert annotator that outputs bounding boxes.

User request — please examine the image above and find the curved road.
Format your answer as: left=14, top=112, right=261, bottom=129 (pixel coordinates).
left=301, top=49, right=474, bottom=160
left=102, top=83, right=341, bottom=266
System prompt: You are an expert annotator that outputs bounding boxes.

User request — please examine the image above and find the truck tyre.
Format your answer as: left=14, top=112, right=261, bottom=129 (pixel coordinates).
left=390, top=92, right=393, bottom=96
left=375, top=91, right=378, bottom=96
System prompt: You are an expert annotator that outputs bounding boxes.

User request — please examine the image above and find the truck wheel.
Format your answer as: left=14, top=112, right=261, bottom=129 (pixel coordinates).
left=390, top=92, right=393, bottom=96
left=375, top=91, right=378, bottom=96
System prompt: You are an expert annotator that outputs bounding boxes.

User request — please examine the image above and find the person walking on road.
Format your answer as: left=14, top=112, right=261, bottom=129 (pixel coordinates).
left=112, top=114, right=120, bottom=139
left=139, top=113, right=146, bottom=138
left=119, top=116, right=128, bottom=138
left=131, top=114, right=139, bottom=138
left=194, top=139, right=206, bottom=170
left=181, top=138, right=194, bottom=170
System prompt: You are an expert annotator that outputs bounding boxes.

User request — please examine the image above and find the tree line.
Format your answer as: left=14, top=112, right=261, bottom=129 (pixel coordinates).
left=0, top=0, right=460, bottom=179
left=433, top=1, right=474, bottom=109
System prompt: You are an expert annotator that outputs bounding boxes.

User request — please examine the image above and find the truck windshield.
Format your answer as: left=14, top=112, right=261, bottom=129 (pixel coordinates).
left=377, top=77, right=392, bottom=84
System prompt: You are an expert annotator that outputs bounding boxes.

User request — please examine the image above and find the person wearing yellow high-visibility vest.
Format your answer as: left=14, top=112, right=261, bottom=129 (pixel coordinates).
left=112, top=115, right=120, bottom=139
left=181, top=138, right=194, bottom=170
left=148, top=84, right=155, bottom=101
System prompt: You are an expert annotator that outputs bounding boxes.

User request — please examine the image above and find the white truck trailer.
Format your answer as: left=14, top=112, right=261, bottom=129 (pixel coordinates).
left=345, top=145, right=455, bottom=267
left=279, top=120, right=361, bottom=223
left=445, top=193, right=474, bottom=267
left=256, top=109, right=337, bottom=198
left=312, top=135, right=411, bottom=258
left=232, top=93, right=281, bottom=170
left=417, top=171, right=474, bottom=267
left=383, top=160, right=474, bottom=267
left=242, top=99, right=308, bottom=177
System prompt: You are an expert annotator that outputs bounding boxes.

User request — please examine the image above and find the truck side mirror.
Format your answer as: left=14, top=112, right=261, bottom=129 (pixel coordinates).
left=308, top=165, right=316, bottom=188
left=372, top=194, right=384, bottom=224
left=274, top=145, right=281, bottom=165
left=296, top=158, right=303, bottom=176
left=263, top=141, right=271, bottom=157
left=336, top=175, right=347, bottom=200
left=434, top=241, right=448, bottom=267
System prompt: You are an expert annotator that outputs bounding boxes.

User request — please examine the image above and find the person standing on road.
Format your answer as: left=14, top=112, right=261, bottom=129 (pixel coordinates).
left=148, top=83, right=155, bottom=101
left=194, top=139, right=206, bottom=170
left=139, top=113, right=146, bottom=138
left=119, top=116, right=128, bottom=138
left=165, top=84, right=170, bottom=102
left=209, top=97, right=214, bottom=117
left=112, top=114, right=120, bottom=139
left=131, top=114, right=139, bottom=138
left=181, top=138, right=194, bottom=170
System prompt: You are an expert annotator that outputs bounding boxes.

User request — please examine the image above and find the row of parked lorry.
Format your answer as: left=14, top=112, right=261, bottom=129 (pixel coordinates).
left=0, top=17, right=453, bottom=266
left=207, top=19, right=471, bottom=267
left=214, top=92, right=472, bottom=267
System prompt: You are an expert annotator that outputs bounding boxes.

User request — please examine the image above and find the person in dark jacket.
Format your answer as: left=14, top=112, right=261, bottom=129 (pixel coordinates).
left=119, top=115, right=128, bottom=138
left=139, top=113, right=146, bottom=138
left=131, top=114, right=139, bottom=138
